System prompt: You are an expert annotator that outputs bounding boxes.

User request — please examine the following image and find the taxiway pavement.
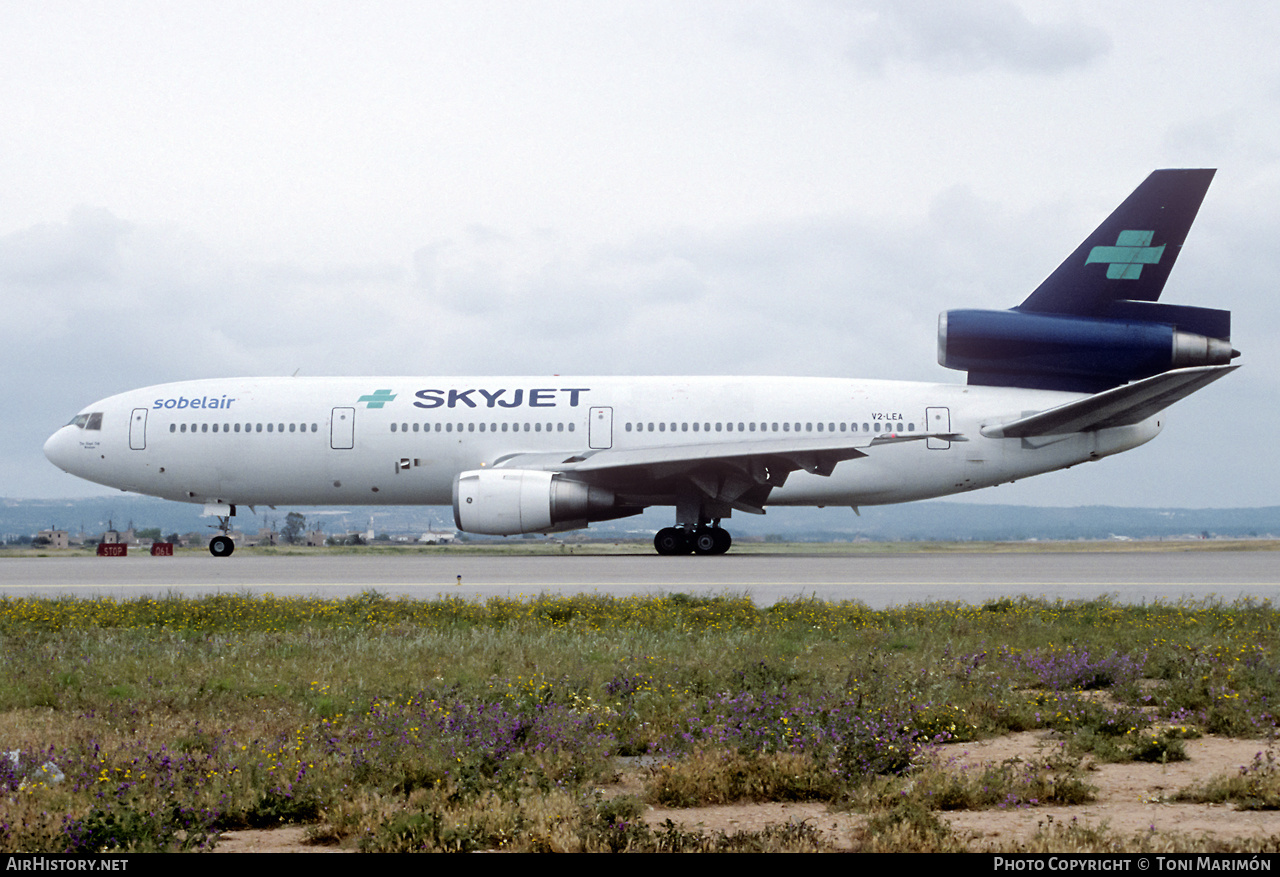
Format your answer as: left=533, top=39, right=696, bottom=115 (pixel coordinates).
left=1, top=550, right=1276, bottom=609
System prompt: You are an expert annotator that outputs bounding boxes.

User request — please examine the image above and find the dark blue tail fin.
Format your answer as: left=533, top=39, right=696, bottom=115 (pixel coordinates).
left=938, top=169, right=1236, bottom=392
left=1018, top=168, right=1217, bottom=320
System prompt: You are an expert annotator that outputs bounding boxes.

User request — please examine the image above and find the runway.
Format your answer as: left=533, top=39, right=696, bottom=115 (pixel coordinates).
left=1, top=549, right=1276, bottom=609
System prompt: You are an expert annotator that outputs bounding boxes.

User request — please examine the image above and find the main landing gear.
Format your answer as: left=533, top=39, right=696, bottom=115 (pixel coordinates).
left=653, top=525, right=732, bottom=556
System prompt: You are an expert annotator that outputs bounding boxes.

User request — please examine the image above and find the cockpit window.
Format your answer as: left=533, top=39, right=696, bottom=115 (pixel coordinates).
left=67, top=412, right=103, bottom=430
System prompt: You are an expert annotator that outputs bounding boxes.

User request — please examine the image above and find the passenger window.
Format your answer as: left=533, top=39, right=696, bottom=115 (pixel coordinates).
left=170, top=424, right=176, bottom=433
left=201, top=424, right=208, bottom=433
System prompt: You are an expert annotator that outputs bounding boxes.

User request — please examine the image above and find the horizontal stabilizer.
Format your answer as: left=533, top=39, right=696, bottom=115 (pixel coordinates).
left=980, top=365, right=1237, bottom=439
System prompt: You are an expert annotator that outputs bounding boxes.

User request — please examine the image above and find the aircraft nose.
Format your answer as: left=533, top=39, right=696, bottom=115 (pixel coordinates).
left=43, top=426, right=76, bottom=472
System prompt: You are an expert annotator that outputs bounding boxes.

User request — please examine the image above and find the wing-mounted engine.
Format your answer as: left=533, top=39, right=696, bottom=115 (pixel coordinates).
left=452, top=469, right=642, bottom=535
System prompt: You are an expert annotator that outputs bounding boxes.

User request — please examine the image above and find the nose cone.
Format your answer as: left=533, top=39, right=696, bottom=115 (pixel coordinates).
left=43, top=426, right=78, bottom=473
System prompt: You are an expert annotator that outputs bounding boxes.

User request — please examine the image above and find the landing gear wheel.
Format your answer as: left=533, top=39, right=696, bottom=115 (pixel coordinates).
left=692, top=527, right=732, bottom=555
left=692, top=529, right=718, bottom=555
left=209, top=535, right=235, bottom=558
left=654, top=528, right=689, bottom=556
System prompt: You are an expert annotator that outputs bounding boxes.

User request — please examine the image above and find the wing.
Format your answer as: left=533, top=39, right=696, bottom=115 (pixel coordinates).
left=492, top=430, right=964, bottom=515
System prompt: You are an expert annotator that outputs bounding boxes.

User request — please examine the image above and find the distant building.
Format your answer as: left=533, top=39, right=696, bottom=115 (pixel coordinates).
left=36, top=530, right=68, bottom=549
left=305, top=530, right=327, bottom=547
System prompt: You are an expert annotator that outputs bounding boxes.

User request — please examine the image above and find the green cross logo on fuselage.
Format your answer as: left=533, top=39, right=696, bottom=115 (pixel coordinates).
left=1086, top=229, right=1165, bottom=280
left=358, top=389, right=397, bottom=408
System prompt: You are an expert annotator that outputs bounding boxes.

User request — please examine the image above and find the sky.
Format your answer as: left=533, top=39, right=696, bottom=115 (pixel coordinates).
left=3, top=1, right=1279, bottom=508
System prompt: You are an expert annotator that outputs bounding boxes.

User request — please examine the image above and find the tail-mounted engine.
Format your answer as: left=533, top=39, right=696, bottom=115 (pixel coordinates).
left=938, top=307, right=1235, bottom=392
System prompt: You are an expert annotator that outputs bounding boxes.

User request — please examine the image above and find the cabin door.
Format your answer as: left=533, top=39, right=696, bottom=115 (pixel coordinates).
left=926, top=407, right=951, bottom=450
left=331, top=407, right=355, bottom=449
left=129, top=408, right=148, bottom=450
left=589, top=407, right=613, bottom=449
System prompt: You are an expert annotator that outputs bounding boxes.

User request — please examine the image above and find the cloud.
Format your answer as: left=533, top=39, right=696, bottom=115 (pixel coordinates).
left=845, top=0, right=1111, bottom=75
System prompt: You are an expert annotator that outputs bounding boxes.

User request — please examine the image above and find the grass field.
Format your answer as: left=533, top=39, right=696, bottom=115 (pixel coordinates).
left=1, top=582, right=1278, bottom=852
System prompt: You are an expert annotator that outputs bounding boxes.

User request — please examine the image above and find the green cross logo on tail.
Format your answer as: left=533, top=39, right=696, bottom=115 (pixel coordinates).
left=357, top=389, right=397, bottom=408
left=1086, top=229, right=1165, bottom=279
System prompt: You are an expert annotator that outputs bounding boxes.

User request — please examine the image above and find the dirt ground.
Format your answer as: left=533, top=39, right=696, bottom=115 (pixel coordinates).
left=213, top=732, right=1279, bottom=852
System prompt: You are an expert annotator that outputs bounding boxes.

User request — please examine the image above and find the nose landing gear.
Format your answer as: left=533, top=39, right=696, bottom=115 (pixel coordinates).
left=209, top=534, right=235, bottom=557
left=208, top=512, right=236, bottom=557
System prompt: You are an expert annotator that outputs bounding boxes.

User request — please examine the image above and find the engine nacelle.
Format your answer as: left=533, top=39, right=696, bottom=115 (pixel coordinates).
left=452, top=469, right=629, bottom=535
left=938, top=309, right=1234, bottom=390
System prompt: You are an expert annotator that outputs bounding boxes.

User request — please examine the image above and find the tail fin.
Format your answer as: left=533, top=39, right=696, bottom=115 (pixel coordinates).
left=1019, top=168, right=1216, bottom=317
left=938, top=169, right=1236, bottom=392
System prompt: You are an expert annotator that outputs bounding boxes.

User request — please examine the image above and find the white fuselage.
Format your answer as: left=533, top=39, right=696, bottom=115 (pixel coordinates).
left=43, top=375, right=1161, bottom=515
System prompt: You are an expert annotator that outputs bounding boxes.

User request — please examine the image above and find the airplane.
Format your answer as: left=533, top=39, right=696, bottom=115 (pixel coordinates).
left=43, top=169, right=1238, bottom=557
